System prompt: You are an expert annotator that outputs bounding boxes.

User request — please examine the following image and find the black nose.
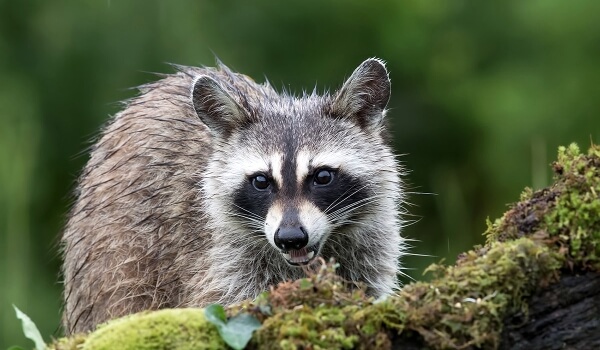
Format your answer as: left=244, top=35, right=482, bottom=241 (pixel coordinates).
left=274, top=226, right=308, bottom=251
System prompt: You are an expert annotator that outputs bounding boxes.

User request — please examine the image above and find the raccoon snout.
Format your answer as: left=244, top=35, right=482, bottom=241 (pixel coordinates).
left=273, top=226, right=308, bottom=251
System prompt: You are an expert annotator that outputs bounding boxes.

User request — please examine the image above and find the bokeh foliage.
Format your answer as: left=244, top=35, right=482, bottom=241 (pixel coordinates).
left=1, top=0, right=599, bottom=347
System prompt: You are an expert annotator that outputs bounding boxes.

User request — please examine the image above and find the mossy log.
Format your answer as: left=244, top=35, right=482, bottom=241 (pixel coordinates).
left=52, top=144, right=600, bottom=350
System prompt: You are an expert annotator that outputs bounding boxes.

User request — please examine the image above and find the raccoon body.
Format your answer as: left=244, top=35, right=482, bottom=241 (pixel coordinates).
left=62, top=58, right=406, bottom=334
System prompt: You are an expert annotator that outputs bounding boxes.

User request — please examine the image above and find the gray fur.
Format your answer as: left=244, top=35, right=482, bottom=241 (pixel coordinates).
left=61, top=58, right=406, bottom=334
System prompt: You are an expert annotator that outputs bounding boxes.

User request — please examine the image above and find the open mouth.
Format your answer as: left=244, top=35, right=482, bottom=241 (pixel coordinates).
left=281, top=244, right=319, bottom=266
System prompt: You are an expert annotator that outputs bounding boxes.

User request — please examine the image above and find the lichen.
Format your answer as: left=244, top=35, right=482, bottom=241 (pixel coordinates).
left=50, top=143, right=600, bottom=350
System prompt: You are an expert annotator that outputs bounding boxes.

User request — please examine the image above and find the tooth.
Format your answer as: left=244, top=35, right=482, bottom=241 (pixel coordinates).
left=307, top=251, right=315, bottom=259
left=283, top=253, right=291, bottom=260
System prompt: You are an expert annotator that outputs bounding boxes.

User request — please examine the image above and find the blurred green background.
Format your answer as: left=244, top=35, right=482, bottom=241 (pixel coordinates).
left=1, top=0, right=599, bottom=347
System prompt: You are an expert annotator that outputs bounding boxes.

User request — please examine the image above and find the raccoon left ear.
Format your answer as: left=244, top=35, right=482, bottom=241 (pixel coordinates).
left=191, top=75, right=250, bottom=139
left=332, top=58, right=391, bottom=132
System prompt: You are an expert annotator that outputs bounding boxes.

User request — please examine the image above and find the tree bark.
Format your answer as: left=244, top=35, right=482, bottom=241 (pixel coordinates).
left=500, top=272, right=600, bottom=350
left=389, top=272, right=600, bottom=350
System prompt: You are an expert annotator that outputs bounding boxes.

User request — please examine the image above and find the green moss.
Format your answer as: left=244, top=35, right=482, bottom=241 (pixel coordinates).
left=546, top=145, right=600, bottom=269
left=485, top=143, right=600, bottom=270
left=256, top=306, right=360, bottom=350
left=49, top=333, right=87, bottom=350
left=245, top=263, right=373, bottom=350
left=57, top=308, right=227, bottom=350
left=51, top=144, right=600, bottom=350
left=373, top=238, right=562, bottom=348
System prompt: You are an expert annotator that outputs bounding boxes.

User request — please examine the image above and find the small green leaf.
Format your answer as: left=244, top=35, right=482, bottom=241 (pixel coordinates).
left=258, top=303, right=272, bottom=316
left=204, top=304, right=261, bottom=350
left=220, top=314, right=261, bottom=350
left=254, top=292, right=272, bottom=315
left=7, top=346, right=26, bottom=350
left=13, top=305, right=46, bottom=350
left=204, top=304, right=227, bottom=326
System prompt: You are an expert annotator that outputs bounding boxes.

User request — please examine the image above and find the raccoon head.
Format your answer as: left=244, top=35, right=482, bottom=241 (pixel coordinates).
left=192, top=58, right=399, bottom=266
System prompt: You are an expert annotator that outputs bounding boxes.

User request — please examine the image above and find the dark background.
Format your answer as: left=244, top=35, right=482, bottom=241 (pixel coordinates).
left=1, top=0, right=599, bottom=347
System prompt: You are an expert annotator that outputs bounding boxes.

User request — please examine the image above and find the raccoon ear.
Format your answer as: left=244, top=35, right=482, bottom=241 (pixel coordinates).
left=332, top=58, right=391, bottom=132
left=191, top=75, right=249, bottom=139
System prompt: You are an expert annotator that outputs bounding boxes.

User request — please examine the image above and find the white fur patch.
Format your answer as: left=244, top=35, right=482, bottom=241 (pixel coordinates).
left=264, top=202, right=283, bottom=247
left=295, top=149, right=311, bottom=185
left=296, top=147, right=365, bottom=182
left=215, top=150, right=280, bottom=190
left=311, top=150, right=344, bottom=169
left=241, top=155, right=269, bottom=176
left=298, top=200, right=330, bottom=247
left=311, top=148, right=371, bottom=178
left=270, top=153, right=284, bottom=188
left=224, top=152, right=270, bottom=181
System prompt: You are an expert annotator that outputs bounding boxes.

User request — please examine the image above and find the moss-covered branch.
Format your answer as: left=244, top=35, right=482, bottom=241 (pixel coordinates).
left=51, top=144, right=600, bottom=350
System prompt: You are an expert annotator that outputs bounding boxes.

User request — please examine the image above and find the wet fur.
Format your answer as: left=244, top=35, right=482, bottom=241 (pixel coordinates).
left=61, top=59, right=406, bottom=334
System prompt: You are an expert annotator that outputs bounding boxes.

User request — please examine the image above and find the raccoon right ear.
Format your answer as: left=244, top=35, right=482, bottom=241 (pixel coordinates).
left=332, top=58, right=391, bottom=132
left=191, top=75, right=249, bottom=139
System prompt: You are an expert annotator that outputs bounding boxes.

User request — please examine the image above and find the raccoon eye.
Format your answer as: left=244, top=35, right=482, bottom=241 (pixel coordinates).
left=252, top=174, right=270, bottom=190
left=314, top=169, right=334, bottom=186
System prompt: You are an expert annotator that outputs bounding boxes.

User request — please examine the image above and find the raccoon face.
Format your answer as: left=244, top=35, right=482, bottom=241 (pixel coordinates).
left=192, top=58, right=394, bottom=266
left=257, top=149, right=377, bottom=266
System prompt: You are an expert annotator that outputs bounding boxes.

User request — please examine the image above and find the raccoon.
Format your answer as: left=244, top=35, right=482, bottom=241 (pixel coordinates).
left=61, top=58, right=406, bottom=334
